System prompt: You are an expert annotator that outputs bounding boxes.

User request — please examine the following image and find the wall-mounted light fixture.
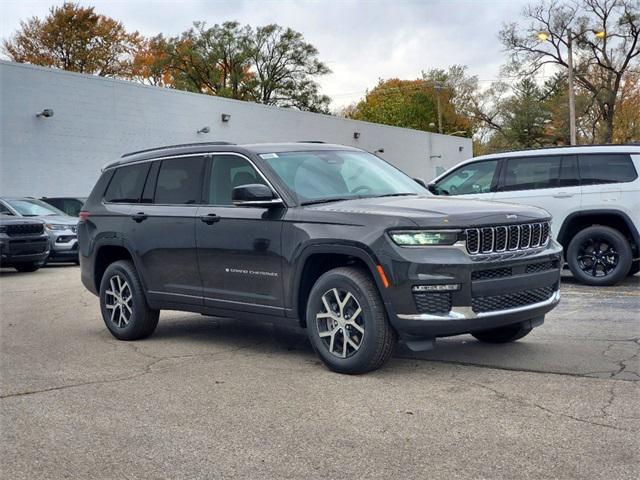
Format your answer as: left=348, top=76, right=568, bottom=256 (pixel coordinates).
left=36, top=109, right=54, bottom=118
left=197, top=126, right=210, bottom=134
left=430, top=154, right=442, bottom=159
left=221, top=113, right=231, bottom=122
left=353, top=132, right=360, bottom=139
left=459, top=146, right=464, bottom=152
left=374, top=148, right=384, bottom=155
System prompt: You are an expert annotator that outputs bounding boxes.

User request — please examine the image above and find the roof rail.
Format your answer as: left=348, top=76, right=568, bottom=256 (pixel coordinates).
left=297, top=140, right=325, bottom=144
left=121, top=141, right=236, bottom=158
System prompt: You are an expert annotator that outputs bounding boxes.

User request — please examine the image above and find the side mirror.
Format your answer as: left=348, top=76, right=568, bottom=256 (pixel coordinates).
left=427, top=182, right=438, bottom=194
left=413, top=177, right=427, bottom=188
left=232, top=184, right=283, bottom=208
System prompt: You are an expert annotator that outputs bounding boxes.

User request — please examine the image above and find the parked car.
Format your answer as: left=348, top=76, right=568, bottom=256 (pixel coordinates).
left=428, top=145, right=640, bottom=286
left=0, top=214, right=50, bottom=272
left=0, top=198, right=79, bottom=264
left=41, top=197, right=87, bottom=217
left=79, top=142, right=562, bottom=374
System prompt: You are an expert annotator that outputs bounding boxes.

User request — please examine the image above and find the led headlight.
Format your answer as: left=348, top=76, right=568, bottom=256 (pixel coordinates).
left=45, top=223, right=69, bottom=231
left=389, top=230, right=460, bottom=246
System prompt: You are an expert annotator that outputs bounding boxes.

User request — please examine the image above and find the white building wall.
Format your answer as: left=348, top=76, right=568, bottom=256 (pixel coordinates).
left=0, top=61, right=472, bottom=197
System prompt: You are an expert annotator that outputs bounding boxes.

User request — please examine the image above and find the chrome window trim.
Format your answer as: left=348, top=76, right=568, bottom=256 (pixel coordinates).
left=102, top=151, right=285, bottom=208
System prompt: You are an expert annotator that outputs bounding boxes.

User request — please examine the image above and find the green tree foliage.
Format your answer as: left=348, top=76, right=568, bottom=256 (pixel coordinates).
left=344, top=66, right=476, bottom=136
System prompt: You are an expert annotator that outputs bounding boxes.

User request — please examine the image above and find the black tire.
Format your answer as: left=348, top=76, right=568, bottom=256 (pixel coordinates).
left=306, top=266, right=396, bottom=374
left=99, top=260, right=159, bottom=340
left=628, top=260, right=639, bottom=276
left=14, top=263, right=40, bottom=273
left=567, top=225, right=632, bottom=286
left=472, top=323, right=532, bottom=343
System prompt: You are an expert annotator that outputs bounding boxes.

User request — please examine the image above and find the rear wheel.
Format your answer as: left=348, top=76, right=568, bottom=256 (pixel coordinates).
left=306, top=266, right=396, bottom=374
left=567, top=225, right=632, bottom=286
left=14, top=263, right=40, bottom=273
left=100, top=260, right=159, bottom=340
left=472, top=323, right=532, bottom=343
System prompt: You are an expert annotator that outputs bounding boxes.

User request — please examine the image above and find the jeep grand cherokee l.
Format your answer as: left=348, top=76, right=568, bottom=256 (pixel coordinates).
left=428, top=145, right=640, bottom=286
left=79, top=142, right=562, bottom=374
left=0, top=215, right=49, bottom=272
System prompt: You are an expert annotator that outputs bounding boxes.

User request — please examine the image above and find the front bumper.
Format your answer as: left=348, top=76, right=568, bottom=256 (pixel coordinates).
left=380, top=240, right=563, bottom=338
left=0, top=235, right=50, bottom=266
left=47, top=229, right=78, bottom=261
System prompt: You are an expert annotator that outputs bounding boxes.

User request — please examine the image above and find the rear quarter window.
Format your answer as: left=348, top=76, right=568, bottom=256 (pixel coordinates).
left=579, top=154, right=638, bottom=185
left=104, top=163, right=150, bottom=203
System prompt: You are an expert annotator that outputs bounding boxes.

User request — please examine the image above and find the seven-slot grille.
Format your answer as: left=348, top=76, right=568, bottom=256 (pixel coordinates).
left=6, top=223, right=45, bottom=236
left=465, top=222, right=550, bottom=255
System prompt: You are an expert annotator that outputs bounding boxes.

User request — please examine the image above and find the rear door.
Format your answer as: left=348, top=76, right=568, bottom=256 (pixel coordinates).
left=125, top=155, right=205, bottom=305
left=431, top=159, right=499, bottom=200
left=492, top=155, right=581, bottom=238
left=579, top=153, right=639, bottom=215
left=196, top=153, right=285, bottom=315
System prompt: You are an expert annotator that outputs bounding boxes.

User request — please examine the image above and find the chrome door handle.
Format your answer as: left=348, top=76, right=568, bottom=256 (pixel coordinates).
left=200, top=213, right=220, bottom=225
left=131, top=212, right=147, bottom=223
left=552, top=192, right=574, bottom=198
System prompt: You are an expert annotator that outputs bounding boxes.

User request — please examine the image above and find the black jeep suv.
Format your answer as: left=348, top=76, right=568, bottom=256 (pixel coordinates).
left=0, top=216, right=50, bottom=272
left=79, top=142, right=562, bottom=373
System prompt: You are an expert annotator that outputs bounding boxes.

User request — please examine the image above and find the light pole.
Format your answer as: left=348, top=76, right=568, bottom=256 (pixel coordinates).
left=537, top=29, right=605, bottom=146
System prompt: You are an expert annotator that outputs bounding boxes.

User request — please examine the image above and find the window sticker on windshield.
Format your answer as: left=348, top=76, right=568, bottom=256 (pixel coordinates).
left=260, top=153, right=279, bottom=159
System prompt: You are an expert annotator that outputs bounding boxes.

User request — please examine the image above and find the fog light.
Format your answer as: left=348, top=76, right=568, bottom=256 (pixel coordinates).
left=412, top=284, right=460, bottom=292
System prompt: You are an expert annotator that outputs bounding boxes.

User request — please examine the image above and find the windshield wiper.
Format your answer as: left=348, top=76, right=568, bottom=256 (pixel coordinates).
left=373, top=193, right=419, bottom=198
left=300, top=197, right=355, bottom=206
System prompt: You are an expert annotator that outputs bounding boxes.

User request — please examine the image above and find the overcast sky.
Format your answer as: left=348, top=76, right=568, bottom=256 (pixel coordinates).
left=0, top=0, right=533, bottom=108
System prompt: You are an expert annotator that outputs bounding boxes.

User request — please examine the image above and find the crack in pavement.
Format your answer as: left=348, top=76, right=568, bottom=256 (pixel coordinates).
left=467, top=378, right=635, bottom=433
left=0, top=340, right=267, bottom=400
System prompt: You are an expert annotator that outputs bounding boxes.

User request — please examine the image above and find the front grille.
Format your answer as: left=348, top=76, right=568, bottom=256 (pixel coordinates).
left=465, top=221, right=550, bottom=255
left=6, top=223, right=44, bottom=236
left=472, top=285, right=555, bottom=313
left=472, top=267, right=512, bottom=280
left=413, top=292, right=452, bottom=314
left=525, top=261, right=559, bottom=274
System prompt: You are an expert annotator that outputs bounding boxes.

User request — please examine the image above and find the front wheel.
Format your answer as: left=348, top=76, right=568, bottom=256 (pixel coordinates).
left=567, top=226, right=632, bottom=286
left=306, top=266, right=396, bottom=374
left=99, top=260, right=159, bottom=340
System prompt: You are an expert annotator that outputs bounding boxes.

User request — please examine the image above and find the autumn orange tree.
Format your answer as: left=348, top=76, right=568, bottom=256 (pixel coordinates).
left=2, top=2, right=140, bottom=77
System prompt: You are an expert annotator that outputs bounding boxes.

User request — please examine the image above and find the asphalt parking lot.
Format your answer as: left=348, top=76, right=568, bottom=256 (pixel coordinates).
left=0, top=266, right=638, bottom=479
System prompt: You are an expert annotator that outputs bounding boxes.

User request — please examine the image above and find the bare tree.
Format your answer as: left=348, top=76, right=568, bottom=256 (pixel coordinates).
left=500, top=0, right=640, bottom=143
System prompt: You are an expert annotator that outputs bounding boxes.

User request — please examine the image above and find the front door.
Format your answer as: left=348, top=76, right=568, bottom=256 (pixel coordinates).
left=196, top=154, right=285, bottom=315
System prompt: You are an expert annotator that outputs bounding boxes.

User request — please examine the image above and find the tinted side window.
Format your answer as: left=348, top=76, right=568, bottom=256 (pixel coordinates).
left=206, top=155, right=266, bottom=206
left=104, top=163, right=150, bottom=203
left=434, top=160, right=498, bottom=195
left=579, top=154, right=638, bottom=185
left=155, top=157, right=205, bottom=205
left=559, top=156, right=579, bottom=187
left=502, top=156, right=561, bottom=191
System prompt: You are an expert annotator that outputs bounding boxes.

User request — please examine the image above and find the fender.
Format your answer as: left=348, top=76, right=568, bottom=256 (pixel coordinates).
left=288, top=241, right=391, bottom=320
left=90, top=236, right=150, bottom=298
left=557, top=209, right=640, bottom=249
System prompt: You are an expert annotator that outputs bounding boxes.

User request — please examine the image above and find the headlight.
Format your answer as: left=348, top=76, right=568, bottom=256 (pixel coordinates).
left=45, top=223, right=69, bottom=231
left=389, top=230, right=460, bottom=246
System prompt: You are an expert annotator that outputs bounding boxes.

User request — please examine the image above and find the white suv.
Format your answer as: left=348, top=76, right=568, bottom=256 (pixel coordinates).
left=428, top=145, right=640, bottom=286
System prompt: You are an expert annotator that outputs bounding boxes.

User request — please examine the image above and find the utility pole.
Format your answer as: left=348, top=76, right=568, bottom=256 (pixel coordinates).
left=434, top=84, right=444, bottom=134
left=567, top=28, right=577, bottom=145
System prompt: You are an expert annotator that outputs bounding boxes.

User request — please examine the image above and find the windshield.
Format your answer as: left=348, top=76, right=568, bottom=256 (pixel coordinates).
left=263, top=150, right=426, bottom=204
left=6, top=199, right=66, bottom=217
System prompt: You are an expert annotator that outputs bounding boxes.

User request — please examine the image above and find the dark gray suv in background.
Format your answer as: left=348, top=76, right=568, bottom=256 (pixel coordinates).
left=79, top=142, right=562, bottom=374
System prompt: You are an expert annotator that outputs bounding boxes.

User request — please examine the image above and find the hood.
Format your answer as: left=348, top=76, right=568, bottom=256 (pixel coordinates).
left=308, top=195, right=550, bottom=228
left=0, top=216, right=45, bottom=226
left=30, top=215, right=78, bottom=225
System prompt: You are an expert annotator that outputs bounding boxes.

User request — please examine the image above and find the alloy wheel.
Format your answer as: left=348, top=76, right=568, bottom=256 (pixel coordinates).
left=577, top=237, right=619, bottom=277
left=316, top=288, right=365, bottom=358
left=105, top=274, right=133, bottom=328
